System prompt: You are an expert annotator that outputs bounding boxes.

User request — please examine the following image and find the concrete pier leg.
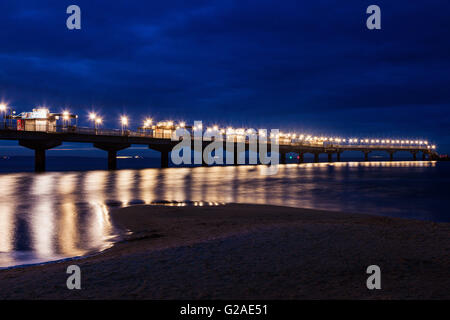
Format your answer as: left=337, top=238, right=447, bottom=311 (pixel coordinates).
left=161, top=150, right=169, bottom=168
left=327, top=153, right=333, bottom=162
left=389, top=152, right=394, bottom=161
left=314, top=153, right=320, bottom=163
left=107, top=150, right=117, bottom=170
left=19, top=139, right=62, bottom=172
left=233, top=145, right=239, bottom=165
left=364, top=151, right=370, bottom=161
left=412, top=152, right=417, bottom=161
left=94, top=143, right=131, bottom=170
left=422, top=153, right=427, bottom=161
left=298, top=153, right=304, bottom=164
left=35, top=149, right=46, bottom=172
left=280, top=152, right=286, bottom=164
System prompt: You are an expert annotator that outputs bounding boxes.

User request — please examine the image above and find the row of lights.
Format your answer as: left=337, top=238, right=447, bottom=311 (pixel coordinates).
left=296, top=136, right=430, bottom=145
left=82, top=113, right=436, bottom=148
left=88, top=112, right=149, bottom=129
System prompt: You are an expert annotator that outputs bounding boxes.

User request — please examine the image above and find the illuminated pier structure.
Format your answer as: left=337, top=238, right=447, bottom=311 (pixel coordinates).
left=0, top=107, right=438, bottom=171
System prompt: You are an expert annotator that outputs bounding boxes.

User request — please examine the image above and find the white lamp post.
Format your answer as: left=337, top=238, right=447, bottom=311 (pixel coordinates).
left=121, top=116, right=128, bottom=134
left=95, top=117, right=102, bottom=133
left=89, top=112, right=97, bottom=130
left=0, top=103, right=7, bottom=128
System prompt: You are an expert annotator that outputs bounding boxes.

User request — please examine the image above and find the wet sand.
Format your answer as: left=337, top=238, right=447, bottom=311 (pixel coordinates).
left=0, top=204, right=449, bottom=299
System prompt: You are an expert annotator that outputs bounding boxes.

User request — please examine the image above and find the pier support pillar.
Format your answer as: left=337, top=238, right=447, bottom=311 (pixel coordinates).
left=337, top=152, right=341, bottom=162
left=298, top=153, right=304, bottom=164
left=364, top=151, right=370, bottom=161
left=34, top=149, right=46, bottom=172
left=233, top=144, right=239, bottom=165
left=412, top=152, right=417, bottom=161
left=430, top=153, right=439, bottom=161
left=314, top=153, right=320, bottom=163
left=148, top=144, right=171, bottom=168
left=94, top=143, right=131, bottom=170
left=327, top=152, right=333, bottom=163
left=161, top=150, right=169, bottom=168
left=19, top=139, right=62, bottom=172
left=389, top=151, right=394, bottom=161
left=422, top=152, right=427, bottom=161
left=107, top=150, right=118, bottom=170
left=280, top=152, right=287, bottom=164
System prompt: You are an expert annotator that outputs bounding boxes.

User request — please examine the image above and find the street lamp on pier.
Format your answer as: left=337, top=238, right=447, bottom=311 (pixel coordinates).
left=95, top=117, right=102, bottom=133
left=143, top=118, right=152, bottom=129
left=0, top=103, right=8, bottom=128
left=89, top=112, right=97, bottom=129
left=121, top=116, right=128, bottom=134
left=62, top=111, right=70, bottom=128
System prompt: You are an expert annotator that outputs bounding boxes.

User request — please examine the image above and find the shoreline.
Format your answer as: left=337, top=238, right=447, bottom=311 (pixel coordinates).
left=0, top=201, right=437, bottom=272
left=0, top=203, right=449, bottom=299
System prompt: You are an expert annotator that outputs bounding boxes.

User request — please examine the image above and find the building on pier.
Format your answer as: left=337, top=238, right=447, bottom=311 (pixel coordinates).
left=10, top=108, right=78, bottom=132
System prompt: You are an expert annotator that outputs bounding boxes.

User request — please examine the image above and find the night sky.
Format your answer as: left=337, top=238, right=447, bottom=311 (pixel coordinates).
left=1, top=0, right=449, bottom=155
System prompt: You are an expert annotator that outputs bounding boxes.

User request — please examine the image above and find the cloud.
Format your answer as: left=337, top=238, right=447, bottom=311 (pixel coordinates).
left=0, top=0, right=449, bottom=150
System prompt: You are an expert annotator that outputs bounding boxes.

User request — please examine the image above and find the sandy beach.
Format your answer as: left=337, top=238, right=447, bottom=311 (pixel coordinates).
left=0, top=203, right=449, bottom=299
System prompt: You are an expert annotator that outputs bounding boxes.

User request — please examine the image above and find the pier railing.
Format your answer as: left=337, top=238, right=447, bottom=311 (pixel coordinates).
left=0, top=124, right=433, bottom=151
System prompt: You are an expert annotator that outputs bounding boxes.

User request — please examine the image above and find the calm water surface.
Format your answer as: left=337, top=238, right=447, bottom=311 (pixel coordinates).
left=0, top=161, right=449, bottom=268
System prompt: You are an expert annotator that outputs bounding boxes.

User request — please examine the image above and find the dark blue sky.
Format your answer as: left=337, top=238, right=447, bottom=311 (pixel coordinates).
left=1, top=0, right=450, bottom=155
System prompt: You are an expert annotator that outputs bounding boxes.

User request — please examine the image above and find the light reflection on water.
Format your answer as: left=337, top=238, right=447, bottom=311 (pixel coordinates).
left=0, top=160, right=448, bottom=268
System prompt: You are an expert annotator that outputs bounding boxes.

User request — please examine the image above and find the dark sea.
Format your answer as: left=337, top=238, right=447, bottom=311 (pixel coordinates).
left=0, top=155, right=449, bottom=268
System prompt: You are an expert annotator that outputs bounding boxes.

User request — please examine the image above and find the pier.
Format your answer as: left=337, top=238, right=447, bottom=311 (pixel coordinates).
left=0, top=124, right=437, bottom=172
